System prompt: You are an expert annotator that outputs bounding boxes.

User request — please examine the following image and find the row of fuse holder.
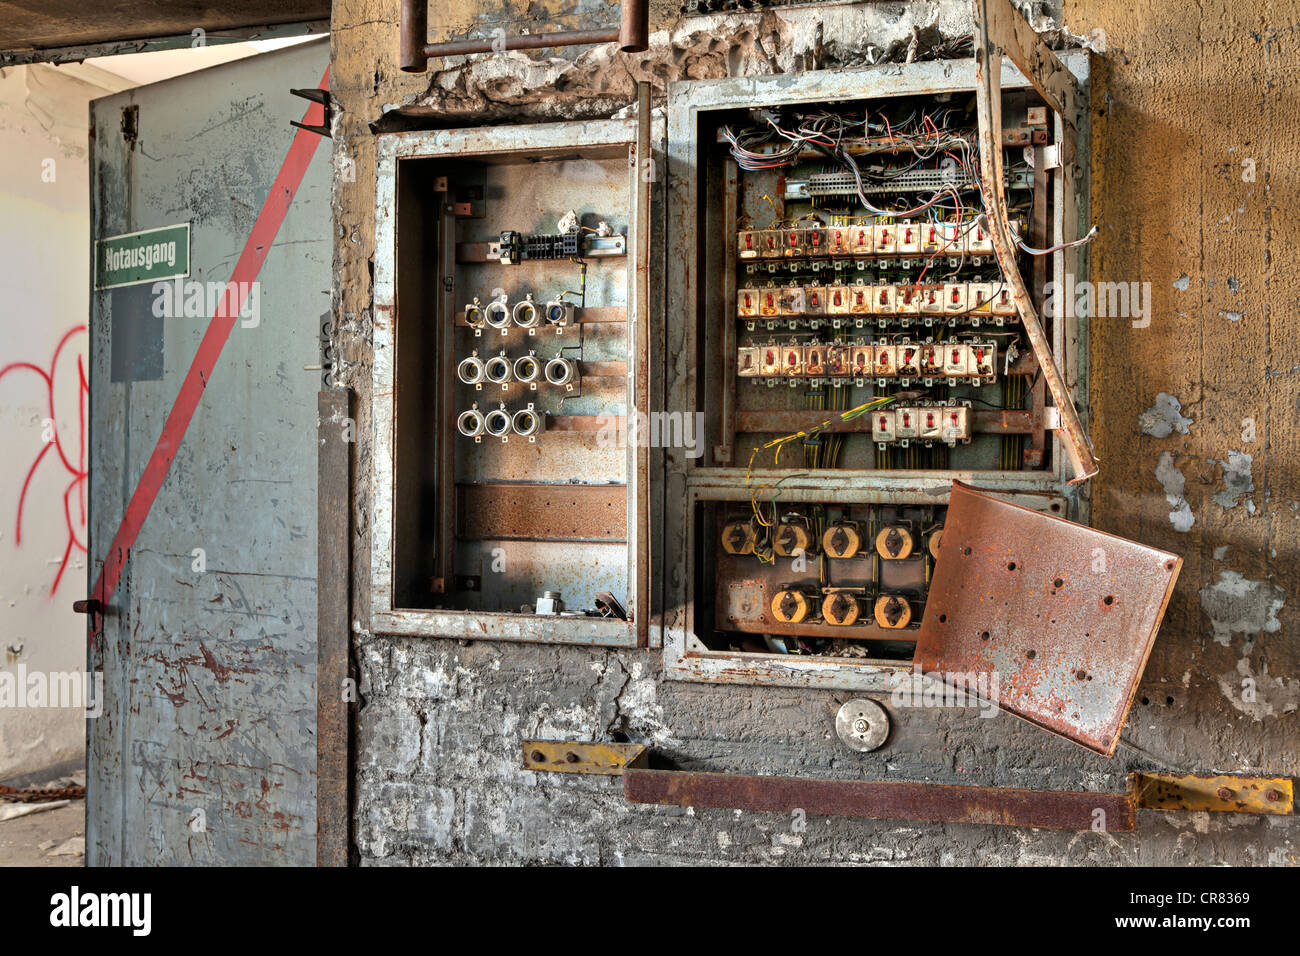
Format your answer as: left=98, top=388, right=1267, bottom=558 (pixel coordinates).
left=739, top=282, right=1017, bottom=318
left=738, top=341, right=997, bottom=383
left=737, top=221, right=1004, bottom=260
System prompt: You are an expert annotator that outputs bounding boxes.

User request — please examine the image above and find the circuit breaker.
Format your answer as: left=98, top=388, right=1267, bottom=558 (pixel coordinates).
left=663, top=52, right=1094, bottom=688
left=370, top=118, right=652, bottom=646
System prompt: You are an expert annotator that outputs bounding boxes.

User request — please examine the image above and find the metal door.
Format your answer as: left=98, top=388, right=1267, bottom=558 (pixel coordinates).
left=86, top=38, right=330, bottom=865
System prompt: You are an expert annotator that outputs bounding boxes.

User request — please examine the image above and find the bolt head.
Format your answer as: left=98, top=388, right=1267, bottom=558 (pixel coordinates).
left=1217, top=786, right=1233, bottom=800
left=1267, top=788, right=1283, bottom=802
left=530, top=750, right=545, bottom=763
left=565, top=751, right=579, bottom=763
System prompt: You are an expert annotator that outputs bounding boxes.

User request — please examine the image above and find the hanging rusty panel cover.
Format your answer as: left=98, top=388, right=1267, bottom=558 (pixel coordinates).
left=915, top=481, right=1181, bottom=756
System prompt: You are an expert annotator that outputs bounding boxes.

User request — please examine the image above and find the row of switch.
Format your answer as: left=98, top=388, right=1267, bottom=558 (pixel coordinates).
left=738, top=221, right=1005, bottom=261
left=739, top=282, right=1017, bottom=318
left=873, top=404, right=973, bottom=444
left=723, top=518, right=938, bottom=562
left=768, top=588, right=917, bottom=628
left=737, top=342, right=998, bottom=381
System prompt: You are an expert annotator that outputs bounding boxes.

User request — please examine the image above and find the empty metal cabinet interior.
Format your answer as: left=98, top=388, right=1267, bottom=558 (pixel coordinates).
left=371, top=118, right=655, bottom=646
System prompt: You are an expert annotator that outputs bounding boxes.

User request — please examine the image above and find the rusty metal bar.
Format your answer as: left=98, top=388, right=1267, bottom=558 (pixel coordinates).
left=973, top=0, right=1098, bottom=483
left=434, top=198, right=458, bottom=593
left=632, top=80, right=652, bottom=647
left=400, top=0, right=648, bottom=72
left=316, top=389, right=351, bottom=866
left=624, top=769, right=1136, bottom=831
left=716, top=158, right=740, bottom=464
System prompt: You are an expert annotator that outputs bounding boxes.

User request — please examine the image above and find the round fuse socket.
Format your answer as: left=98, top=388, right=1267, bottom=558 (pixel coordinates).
left=771, top=587, right=813, bottom=624
left=544, top=301, right=573, bottom=325
left=484, top=300, right=511, bottom=328
left=875, top=525, right=916, bottom=561
left=822, top=522, right=862, bottom=559
left=772, top=522, right=813, bottom=558
left=484, top=354, right=513, bottom=384
left=464, top=304, right=486, bottom=328
left=512, top=355, right=540, bottom=383
left=483, top=408, right=512, bottom=437
left=457, top=356, right=485, bottom=385
left=873, top=594, right=913, bottom=629
left=456, top=409, right=485, bottom=438
left=822, top=591, right=862, bottom=627
left=512, top=407, right=544, bottom=438
left=544, top=357, right=577, bottom=386
left=928, top=527, right=943, bottom=560
left=513, top=297, right=540, bottom=328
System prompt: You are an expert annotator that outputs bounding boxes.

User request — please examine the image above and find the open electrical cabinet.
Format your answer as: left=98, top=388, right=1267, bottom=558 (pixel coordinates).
left=658, top=19, right=1179, bottom=755
left=371, top=0, right=1182, bottom=754
left=370, top=117, right=655, bottom=646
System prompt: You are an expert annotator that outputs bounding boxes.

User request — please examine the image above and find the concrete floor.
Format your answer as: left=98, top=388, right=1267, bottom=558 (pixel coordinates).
left=0, top=802, right=85, bottom=866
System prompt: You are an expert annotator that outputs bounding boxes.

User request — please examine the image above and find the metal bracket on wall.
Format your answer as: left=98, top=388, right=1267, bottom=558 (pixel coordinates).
left=1133, top=773, right=1293, bottom=815
left=290, top=87, right=332, bottom=138
left=523, top=740, right=648, bottom=775
left=525, top=740, right=1293, bottom=831
left=972, top=0, right=1098, bottom=484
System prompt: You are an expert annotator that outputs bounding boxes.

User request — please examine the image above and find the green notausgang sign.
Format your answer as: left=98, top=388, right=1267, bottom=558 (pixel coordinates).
left=95, top=223, right=190, bottom=290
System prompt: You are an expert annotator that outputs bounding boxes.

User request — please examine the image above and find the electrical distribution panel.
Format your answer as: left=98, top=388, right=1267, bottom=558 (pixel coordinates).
left=665, top=55, right=1091, bottom=683
left=371, top=120, right=650, bottom=645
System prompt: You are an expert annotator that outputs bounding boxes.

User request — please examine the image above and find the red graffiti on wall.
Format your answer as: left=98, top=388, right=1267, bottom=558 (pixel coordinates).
left=1, top=325, right=89, bottom=595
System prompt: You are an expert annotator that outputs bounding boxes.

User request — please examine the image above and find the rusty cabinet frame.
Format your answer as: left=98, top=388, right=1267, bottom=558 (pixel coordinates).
left=661, top=52, right=1093, bottom=690
left=370, top=118, right=660, bottom=646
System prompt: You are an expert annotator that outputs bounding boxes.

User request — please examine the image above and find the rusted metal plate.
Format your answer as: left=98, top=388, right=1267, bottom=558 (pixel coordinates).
left=624, top=769, right=1135, bottom=831
left=1134, top=774, right=1293, bottom=815
left=457, top=482, right=627, bottom=542
left=524, top=740, right=647, bottom=775
left=915, top=482, right=1181, bottom=756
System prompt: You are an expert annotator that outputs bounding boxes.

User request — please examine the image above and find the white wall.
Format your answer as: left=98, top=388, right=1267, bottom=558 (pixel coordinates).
left=0, top=63, right=113, bottom=778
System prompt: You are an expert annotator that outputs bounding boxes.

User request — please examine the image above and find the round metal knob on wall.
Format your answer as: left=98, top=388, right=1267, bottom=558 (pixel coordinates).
left=835, top=697, right=890, bottom=752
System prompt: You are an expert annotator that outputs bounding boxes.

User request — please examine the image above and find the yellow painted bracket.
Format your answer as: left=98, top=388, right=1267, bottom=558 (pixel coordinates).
left=1133, top=773, right=1293, bottom=815
left=523, top=740, right=647, bottom=775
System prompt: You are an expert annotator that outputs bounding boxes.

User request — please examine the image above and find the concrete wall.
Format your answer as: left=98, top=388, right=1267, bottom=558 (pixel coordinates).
left=0, top=64, right=113, bottom=779
left=332, top=0, right=1298, bottom=864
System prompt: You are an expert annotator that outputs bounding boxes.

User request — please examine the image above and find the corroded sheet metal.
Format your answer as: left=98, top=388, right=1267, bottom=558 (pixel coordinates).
left=1134, top=774, right=1293, bottom=815
left=915, top=482, right=1181, bottom=757
left=523, top=740, right=647, bottom=775
left=624, top=769, right=1135, bottom=831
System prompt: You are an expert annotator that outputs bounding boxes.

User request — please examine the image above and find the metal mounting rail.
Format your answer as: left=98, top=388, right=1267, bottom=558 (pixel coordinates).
left=523, top=740, right=1294, bottom=831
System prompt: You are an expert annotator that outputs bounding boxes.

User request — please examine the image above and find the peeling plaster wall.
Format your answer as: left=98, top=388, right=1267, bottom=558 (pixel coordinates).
left=332, top=0, right=1298, bottom=865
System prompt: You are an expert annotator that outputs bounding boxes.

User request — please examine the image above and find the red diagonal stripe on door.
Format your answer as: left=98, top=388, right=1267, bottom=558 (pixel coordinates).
left=90, top=68, right=330, bottom=640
